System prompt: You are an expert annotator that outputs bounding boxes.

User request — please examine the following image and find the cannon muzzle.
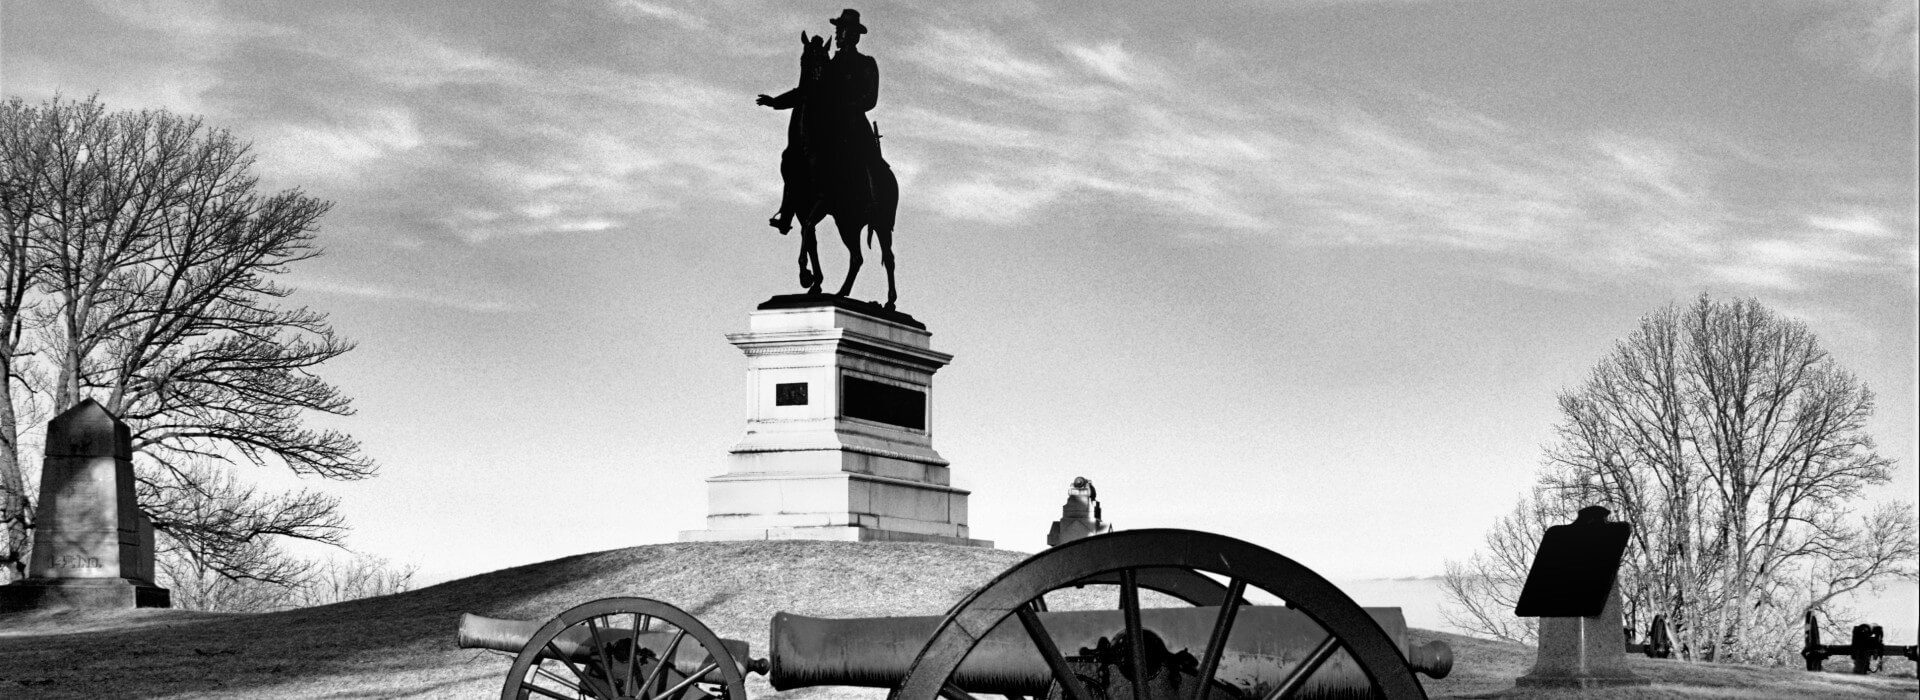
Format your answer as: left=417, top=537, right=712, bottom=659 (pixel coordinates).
left=771, top=606, right=1450, bottom=696
left=457, top=612, right=765, bottom=674
left=457, top=613, right=545, bottom=653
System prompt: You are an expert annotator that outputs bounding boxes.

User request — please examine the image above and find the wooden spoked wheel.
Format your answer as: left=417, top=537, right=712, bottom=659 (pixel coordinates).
left=890, top=529, right=1428, bottom=700
left=503, top=597, right=747, bottom=700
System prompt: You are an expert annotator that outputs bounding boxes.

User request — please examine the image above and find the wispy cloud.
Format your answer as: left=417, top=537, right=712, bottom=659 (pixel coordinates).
left=613, top=0, right=710, bottom=32
left=294, top=277, right=525, bottom=313
left=909, top=27, right=1068, bottom=93
left=253, top=107, right=426, bottom=183
left=1799, top=0, right=1918, bottom=86
left=225, top=20, right=779, bottom=243
left=1807, top=212, right=1900, bottom=239
left=1062, top=42, right=1163, bottom=88
left=883, top=15, right=1915, bottom=294
left=1705, top=239, right=1879, bottom=291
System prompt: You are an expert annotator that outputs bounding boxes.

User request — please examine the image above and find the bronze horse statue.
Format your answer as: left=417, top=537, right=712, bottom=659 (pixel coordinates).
left=763, top=32, right=900, bottom=309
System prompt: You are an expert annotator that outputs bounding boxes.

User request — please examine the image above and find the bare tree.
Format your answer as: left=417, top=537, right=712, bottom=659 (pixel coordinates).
left=1, top=99, right=31, bottom=580
left=146, top=461, right=346, bottom=587
left=0, top=96, right=72, bottom=580
left=160, top=548, right=418, bottom=613
left=1445, top=295, right=1916, bottom=665
left=1440, top=493, right=1555, bottom=644
left=0, top=95, right=373, bottom=586
left=292, top=553, right=418, bottom=609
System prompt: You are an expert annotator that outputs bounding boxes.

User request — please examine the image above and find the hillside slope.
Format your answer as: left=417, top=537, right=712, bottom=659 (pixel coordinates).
left=0, top=540, right=1913, bottom=699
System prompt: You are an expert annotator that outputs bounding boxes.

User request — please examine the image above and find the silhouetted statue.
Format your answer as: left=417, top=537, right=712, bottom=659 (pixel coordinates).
left=756, top=8, right=901, bottom=309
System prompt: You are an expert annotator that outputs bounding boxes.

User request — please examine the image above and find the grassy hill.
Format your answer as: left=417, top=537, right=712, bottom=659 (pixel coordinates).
left=0, top=540, right=1914, bottom=699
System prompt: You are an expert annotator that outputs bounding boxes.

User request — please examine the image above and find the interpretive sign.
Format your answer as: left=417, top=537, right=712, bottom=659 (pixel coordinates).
left=1515, top=506, right=1631, bottom=618
left=1513, top=505, right=1649, bottom=688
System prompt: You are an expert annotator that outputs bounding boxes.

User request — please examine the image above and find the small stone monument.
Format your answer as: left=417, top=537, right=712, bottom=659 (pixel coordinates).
left=0, top=399, right=170, bottom=611
left=681, top=294, right=988, bottom=546
left=1513, top=505, right=1649, bottom=688
left=1045, top=476, right=1111, bottom=546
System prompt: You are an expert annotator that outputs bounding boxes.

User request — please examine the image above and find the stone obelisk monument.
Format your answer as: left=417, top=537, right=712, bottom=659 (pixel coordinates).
left=0, top=399, right=170, bottom=611
left=681, top=294, right=987, bottom=546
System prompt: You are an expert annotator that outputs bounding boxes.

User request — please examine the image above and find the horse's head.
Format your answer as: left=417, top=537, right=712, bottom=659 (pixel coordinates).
left=799, top=31, right=829, bottom=85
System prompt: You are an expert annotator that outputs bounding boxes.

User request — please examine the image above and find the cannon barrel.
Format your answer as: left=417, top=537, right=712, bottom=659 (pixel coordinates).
left=457, top=612, right=760, bottom=673
left=771, top=606, right=1451, bottom=696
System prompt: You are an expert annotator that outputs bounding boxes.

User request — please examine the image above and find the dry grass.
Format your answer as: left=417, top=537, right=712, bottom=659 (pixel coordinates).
left=1, top=540, right=1914, bottom=699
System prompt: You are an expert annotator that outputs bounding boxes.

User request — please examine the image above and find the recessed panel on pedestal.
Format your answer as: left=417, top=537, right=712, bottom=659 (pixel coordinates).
left=841, top=374, right=925, bottom=430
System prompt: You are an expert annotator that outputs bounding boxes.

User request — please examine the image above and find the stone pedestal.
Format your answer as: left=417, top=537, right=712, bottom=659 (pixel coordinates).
left=1516, top=581, right=1651, bottom=688
left=680, top=294, right=989, bottom=547
left=1, top=400, right=170, bottom=612
left=1046, top=477, right=1111, bottom=546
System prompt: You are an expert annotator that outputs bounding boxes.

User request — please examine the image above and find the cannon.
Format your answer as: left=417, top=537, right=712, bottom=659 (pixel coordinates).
left=458, top=529, right=1455, bottom=700
left=459, top=596, right=765, bottom=700
left=1802, top=611, right=1919, bottom=674
left=771, top=606, right=1452, bottom=696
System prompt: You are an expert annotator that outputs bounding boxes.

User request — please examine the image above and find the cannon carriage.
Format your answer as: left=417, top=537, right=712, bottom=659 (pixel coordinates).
left=1801, top=611, right=1919, bottom=674
left=458, top=529, right=1454, bottom=700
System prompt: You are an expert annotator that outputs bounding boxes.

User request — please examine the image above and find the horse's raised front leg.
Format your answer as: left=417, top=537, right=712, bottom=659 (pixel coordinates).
left=833, top=217, right=864, bottom=297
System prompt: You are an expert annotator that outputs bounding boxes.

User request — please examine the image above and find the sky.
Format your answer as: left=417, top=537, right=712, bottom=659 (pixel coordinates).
left=1, top=0, right=1914, bottom=586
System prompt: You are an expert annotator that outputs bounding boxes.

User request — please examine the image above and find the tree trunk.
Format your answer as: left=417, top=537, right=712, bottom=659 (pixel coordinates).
left=0, top=354, right=27, bottom=583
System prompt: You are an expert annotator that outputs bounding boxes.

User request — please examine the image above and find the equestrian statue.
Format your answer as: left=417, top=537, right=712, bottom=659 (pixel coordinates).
left=756, top=9, right=901, bottom=309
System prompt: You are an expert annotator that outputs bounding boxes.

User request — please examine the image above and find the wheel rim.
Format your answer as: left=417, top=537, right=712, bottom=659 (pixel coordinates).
left=502, top=597, right=747, bottom=700
left=889, top=529, right=1428, bottom=700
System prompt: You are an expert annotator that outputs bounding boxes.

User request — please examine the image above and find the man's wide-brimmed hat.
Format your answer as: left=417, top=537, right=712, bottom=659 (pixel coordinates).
left=830, top=9, right=866, bottom=34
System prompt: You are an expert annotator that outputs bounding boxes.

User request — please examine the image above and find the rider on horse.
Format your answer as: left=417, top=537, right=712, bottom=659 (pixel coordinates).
left=755, top=9, right=901, bottom=308
left=757, top=9, right=879, bottom=233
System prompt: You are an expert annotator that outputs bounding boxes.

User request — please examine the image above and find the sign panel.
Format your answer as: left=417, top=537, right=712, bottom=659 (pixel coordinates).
left=1514, top=509, right=1632, bottom=618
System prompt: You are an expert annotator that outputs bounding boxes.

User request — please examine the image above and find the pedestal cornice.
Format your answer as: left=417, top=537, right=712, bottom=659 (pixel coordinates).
left=727, top=329, right=955, bottom=369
